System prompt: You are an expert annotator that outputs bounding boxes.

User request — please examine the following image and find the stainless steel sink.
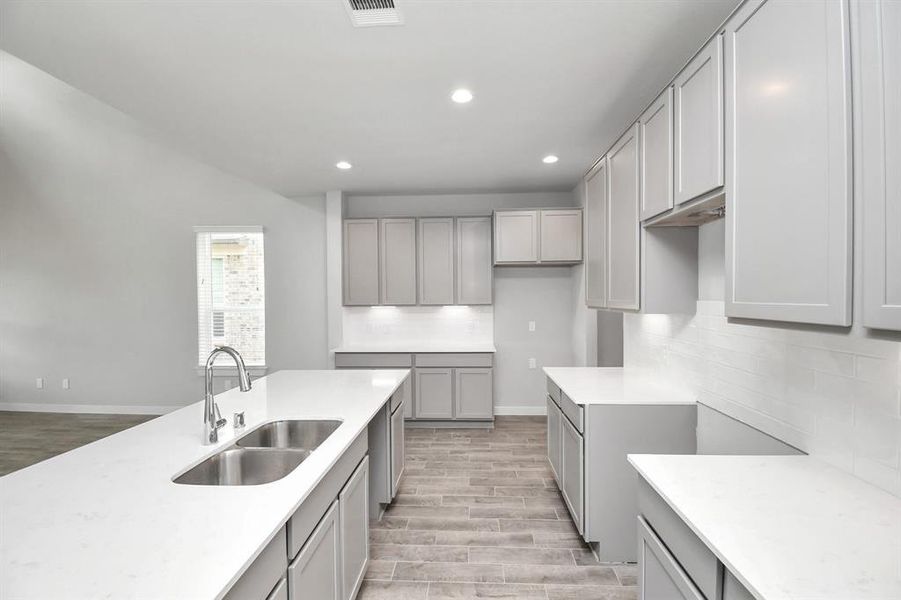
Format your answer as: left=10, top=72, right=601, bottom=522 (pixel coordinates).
left=173, top=448, right=311, bottom=486
left=235, top=419, right=342, bottom=450
left=173, top=419, right=342, bottom=486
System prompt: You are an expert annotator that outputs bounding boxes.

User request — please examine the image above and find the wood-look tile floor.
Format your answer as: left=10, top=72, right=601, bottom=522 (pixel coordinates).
left=360, top=416, right=638, bottom=600
left=0, top=411, right=154, bottom=476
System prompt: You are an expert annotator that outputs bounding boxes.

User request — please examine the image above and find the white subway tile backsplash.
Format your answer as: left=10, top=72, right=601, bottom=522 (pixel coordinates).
left=624, top=301, right=901, bottom=498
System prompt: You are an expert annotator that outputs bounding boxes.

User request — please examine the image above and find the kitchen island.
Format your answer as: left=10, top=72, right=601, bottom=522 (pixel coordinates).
left=0, top=369, right=409, bottom=600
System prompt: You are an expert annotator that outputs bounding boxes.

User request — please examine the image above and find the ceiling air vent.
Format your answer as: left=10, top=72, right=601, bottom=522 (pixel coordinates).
left=344, top=0, right=403, bottom=27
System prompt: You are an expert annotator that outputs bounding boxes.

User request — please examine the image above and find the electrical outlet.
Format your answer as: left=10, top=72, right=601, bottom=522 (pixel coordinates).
left=62, top=378, right=70, bottom=390
left=528, top=321, right=536, bottom=332
left=528, top=358, right=537, bottom=369
left=36, top=378, right=44, bottom=390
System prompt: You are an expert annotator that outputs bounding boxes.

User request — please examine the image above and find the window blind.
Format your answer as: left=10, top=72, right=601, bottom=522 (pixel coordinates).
left=195, top=227, right=266, bottom=367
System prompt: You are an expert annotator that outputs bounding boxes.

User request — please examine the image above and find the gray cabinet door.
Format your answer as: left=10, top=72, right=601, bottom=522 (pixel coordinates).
left=390, top=404, right=405, bottom=495
left=560, top=415, right=584, bottom=535
left=584, top=158, right=608, bottom=309
left=639, top=88, right=674, bottom=220
left=456, top=217, right=493, bottom=305
left=343, top=219, right=380, bottom=306
left=673, top=34, right=724, bottom=205
left=607, top=124, right=641, bottom=311
left=539, top=209, right=583, bottom=262
left=494, top=210, right=539, bottom=263
left=546, top=396, right=562, bottom=484
left=340, top=458, right=369, bottom=600
left=400, top=374, right=414, bottom=419
left=454, top=368, right=493, bottom=420
left=414, top=368, right=454, bottom=419
left=379, top=218, right=417, bottom=305
left=288, top=500, right=340, bottom=600
left=638, top=517, right=705, bottom=600
left=418, top=217, right=455, bottom=305
left=724, top=0, right=852, bottom=326
left=857, top=0, right=901, bottom=330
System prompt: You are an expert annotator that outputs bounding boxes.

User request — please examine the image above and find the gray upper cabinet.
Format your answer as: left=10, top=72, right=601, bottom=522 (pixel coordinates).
left=343, top=219, right=380, bottom=306
left=639, top=88, right=674, bottom=220
left=584, top=159, right=608, bottom=309
left=379, top=218, right=417, bottom=305
left=456, top=217, right=493, bottom=305
left=418, top=218, right=455, bottom=305
left=857, top=0, right=901, bottom=331
left=494, top=210, right=539, bottom=264
left=673, top=34, right=724, bottom=205
left=724, top=0, right=852, bottom=326
left=454, top=368, right=493, bottom=420
left=607, top=124, right=641, bottom=311
left=539, top=209, right=583, bottom=262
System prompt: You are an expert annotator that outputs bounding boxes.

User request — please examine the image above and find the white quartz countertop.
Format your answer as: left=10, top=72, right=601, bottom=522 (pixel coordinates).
left=334, top=342, right=496, bottom=353
left=628, top=454, right=901, bottom=600
left=0, top=369, right=409, bottom=600
left=542, top=367, right=696, bottom=405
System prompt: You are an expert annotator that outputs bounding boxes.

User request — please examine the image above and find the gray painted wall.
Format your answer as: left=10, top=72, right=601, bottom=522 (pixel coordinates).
left=0, top=53, right=328, bottom=412
left=698, top=218, right=725, bottom=301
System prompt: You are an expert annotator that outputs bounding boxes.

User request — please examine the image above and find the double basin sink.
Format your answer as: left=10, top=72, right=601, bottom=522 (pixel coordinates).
left=174, top=420, right=341, bottom=486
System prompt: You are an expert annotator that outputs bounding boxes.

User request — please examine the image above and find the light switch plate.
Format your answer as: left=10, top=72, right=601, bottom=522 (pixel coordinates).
left=36, top=378, right=43, bottom=390
left=528, top=321, right=536, bottom=332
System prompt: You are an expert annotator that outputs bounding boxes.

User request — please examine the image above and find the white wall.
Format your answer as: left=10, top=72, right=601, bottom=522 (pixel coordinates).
left=339, top=191, right=579, bottom=414
left=623, top=219, right=901, bottom=497
left=0, top=53, right=328, bottom=413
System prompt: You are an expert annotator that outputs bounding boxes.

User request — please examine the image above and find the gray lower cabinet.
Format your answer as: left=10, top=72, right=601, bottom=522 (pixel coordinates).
left=454, top=368, right=493, bottom=419
left=223, top=528, right=288, bottom=600
left=340, top=458, right=369, bottom=600
left=266, top=578, right=287, bottom=600
left=390, top=403, right=405, bottom=496
left=638, top=516, right=705, bottom=600
left=289, top=500, right=341, bottom=600
left=546, top=396, right=562, bottom=481
left=414, top=368, right=454, bottom=419
left=545, top=375, right=696, bottom=562
left=560, top=415, right=584, bottom=535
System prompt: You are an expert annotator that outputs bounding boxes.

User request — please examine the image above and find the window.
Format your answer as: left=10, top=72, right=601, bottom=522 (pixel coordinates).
left=196, top=227, right=265, bottom=367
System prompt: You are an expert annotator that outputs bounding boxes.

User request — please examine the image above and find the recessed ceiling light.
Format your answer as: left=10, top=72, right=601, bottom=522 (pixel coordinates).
left=336, top=161, right=352, bottom=170
left=451, top=89, right=473, bottom=104
left=542, top=155, right=559, bottom=164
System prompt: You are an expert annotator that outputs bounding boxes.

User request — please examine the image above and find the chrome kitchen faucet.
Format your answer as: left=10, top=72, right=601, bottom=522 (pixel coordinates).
left=203, top=346, right=251, bottom=445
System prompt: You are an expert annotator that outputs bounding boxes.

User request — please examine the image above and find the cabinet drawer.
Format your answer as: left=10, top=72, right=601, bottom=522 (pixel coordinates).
left=546, top=378, right=561, bottom=405
left=559, top=391, right=584, bottom=434
left=723, top=571, right=755, bottom=600
left=414, top=353, right=493, bottom=368
left=223, top=527, right=287, bottom=600
left=335, top=353, right=413, bottom=368
left=389, top=375, right=411, bottom=413
left=287, top=433, right=368, bottom=559
left=266, top=577, right=287, bottom=600
left=638, top=516, right=705, bottom=600
left=638, top=478, right=721, bottom=600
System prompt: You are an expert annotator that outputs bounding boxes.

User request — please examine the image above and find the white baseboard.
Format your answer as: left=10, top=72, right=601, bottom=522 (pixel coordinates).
left=0, top=402, right=176, bottom=415
left=494, top=405, right=547, bottom=416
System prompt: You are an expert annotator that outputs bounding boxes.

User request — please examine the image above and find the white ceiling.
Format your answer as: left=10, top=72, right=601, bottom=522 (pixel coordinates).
left=0, top=0, right=740, bottom=197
